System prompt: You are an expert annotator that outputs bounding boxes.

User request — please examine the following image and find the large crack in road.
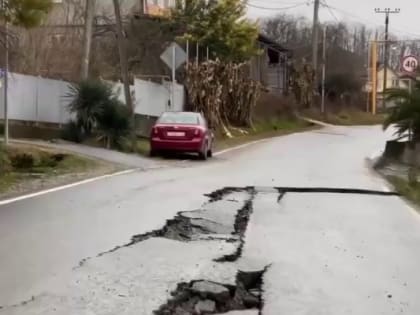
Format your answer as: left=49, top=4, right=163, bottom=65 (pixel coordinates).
left=148, top=186, right=399, bottom=314
left=1, top=186, right=400, bottom=314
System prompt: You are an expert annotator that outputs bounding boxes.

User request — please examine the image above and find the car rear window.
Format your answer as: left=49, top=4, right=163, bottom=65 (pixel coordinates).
left=158, top=112, right=200, bottom=125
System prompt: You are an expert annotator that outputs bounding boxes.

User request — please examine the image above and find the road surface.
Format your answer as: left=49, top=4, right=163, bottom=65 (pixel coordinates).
left=1, top=125, right=420, bottom=314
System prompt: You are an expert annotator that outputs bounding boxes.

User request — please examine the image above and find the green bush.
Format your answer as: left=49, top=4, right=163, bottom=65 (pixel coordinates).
left=65, top=80, right=133, bottom=148
left=97, top=99, right=132, bottom=149
left=61, top=120, right=85, bottom=143
left=66, top=80, right=114, bottom=135
left=11, top=153, right=35, bottom=169
left=0, top=145, right=11, bottom=174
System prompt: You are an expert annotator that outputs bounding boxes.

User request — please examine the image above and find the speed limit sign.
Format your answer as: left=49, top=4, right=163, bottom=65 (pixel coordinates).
left=402, top=55, right=419, bottom=73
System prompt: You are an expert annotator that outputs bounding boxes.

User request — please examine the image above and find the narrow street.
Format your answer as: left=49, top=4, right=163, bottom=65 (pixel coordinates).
left=1, top=125, right=420, bottom=314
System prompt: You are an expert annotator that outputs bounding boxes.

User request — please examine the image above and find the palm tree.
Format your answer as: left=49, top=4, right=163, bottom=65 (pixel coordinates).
left=96, top=99, right=131, bottom=149
left=66, top=80, right=114, bottom=135
left=383, top=82, right=420, bottom=185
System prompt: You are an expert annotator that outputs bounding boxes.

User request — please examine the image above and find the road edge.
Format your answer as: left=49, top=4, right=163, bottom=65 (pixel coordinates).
left=366, top=150, right=420, bottom=218
left=0, top=168, right=140, bottom=206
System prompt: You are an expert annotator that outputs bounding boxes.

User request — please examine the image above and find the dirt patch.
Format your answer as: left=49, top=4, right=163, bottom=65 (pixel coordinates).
left=0, top=143, right=123, bottom=200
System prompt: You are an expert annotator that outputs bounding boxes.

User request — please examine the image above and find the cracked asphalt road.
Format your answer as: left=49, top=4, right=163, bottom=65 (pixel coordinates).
left=2, top=125, right=420, bottom=314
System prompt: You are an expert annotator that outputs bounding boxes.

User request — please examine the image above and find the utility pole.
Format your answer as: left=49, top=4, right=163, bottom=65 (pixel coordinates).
left=311, top=0, right=320, bottom=89
left=139, top=0, right=144, bottom=14
left=321, top=26, right=327, bottom=114
left=113, top=0, right=136, bottom=147
left=1, top=0, right=9, bottom=145
left=366, top=40, right=371, bottom=113
left=375, top=8, right=400, bottom=109
left=81, top=0, right=96, bottom=80
left=371, top=40, right=378, bottom=115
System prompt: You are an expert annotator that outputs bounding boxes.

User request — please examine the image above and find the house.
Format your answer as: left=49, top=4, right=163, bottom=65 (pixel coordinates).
left=376, top=66, right=410, bottom=93
left=365, top=65, right=420, bottom=109
left=249, top=34, right=290, bottom=95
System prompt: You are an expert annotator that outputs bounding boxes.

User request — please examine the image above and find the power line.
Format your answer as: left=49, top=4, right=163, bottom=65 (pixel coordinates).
left=320, top=0, right=339, bottom=23
left=374, top=8, right=400, bottom=110
left=249, top=0, right=308, bottom=3
left=245, top=2, right=310, bottom=11
left=321, top=3, right=420, bottom=38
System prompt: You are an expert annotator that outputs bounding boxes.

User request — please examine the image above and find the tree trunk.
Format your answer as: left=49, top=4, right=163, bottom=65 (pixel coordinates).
left=81, top=0, right=96, bottom=80
left=408, top=139, right=418, bottom=186
left=112, top=0, right=137, bottom=151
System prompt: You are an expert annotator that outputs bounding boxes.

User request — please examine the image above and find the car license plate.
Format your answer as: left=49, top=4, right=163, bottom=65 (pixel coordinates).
left=167, top=131, right=185, bottom=137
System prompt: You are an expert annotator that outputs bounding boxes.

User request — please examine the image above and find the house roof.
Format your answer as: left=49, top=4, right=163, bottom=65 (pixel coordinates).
left=257, top=34, right=290, bottom=53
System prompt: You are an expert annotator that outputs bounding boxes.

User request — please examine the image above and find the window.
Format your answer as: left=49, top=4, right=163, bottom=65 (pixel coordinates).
left=158, top=112, right=200, bottom=125
left=392, top=79, right=399, bottom=87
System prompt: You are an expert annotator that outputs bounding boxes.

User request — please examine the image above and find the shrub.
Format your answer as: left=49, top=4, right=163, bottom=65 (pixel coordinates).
left=11, top=153, right=35, bottom=169
left=64, top=80, right=133, bottom=149
left=97, top=99, right=132, bottom=149
left=0, top=145, right=11, bottom=174
left=66, top=80, right=114, bottom=135
left=61, top=120, right=85, bottom=143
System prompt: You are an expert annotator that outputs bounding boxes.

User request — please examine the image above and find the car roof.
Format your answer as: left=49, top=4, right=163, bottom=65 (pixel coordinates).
left=161, top=111, right=200, bottom=116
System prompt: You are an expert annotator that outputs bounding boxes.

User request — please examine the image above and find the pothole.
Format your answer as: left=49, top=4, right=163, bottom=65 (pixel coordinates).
left=153, top=267, right=268, bottom=315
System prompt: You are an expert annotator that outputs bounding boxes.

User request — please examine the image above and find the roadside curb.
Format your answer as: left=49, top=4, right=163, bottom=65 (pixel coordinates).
left=365, top=149, right=396, bottom=193
left=296, top=115, right=335, bottom=128
left=0, top=168, right=140, bottom=206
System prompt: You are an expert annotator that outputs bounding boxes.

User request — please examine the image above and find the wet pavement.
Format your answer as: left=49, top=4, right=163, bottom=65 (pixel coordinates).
left=2, top=125, right=420, bottom=314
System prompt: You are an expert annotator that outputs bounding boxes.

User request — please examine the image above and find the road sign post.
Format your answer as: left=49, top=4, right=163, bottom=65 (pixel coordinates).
left=160, top=42, right=187, bottom=111
left=401, top=55, right=419, bottom=74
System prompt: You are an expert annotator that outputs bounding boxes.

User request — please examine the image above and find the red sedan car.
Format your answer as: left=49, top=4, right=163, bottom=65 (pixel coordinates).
left=150, top=111, right=214, bottom=160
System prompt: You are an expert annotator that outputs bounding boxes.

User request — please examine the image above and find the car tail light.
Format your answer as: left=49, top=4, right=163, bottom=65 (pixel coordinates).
left=152, top=127, right=159, bottom=136
left=194, top=128, right=201, bottom=136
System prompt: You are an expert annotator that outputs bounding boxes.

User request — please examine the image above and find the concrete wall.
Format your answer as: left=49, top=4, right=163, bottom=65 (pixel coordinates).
left=0, top=74, right=185, bottom=128
left=0, top=73, right=72, bottom=124
left=134, top=79, right=184, bottom=117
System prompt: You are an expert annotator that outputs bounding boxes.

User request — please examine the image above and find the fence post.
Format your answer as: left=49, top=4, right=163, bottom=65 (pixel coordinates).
left=35, top=76, right=39, bottom=126
left=59, top=79, right=63, bottom=128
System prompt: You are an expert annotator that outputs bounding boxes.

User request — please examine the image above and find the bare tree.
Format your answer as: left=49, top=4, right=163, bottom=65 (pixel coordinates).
left=81, top=0, right=96, bottom=79
left=112, top=0, right=136, bottom=148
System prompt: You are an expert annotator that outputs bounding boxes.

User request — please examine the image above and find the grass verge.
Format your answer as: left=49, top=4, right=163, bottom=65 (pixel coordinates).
left=132, top=118, right=317, bottom=156
left=214, top=118, right=316, bottom=151
left=0, top=144, right=118, bottom=196
left=386, top=175, right=420, bottom=207
left=303, top=108, right=386, bottom=126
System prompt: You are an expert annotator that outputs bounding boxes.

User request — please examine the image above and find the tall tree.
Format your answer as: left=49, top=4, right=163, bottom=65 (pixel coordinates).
left=384, top=83, right=420, bottom=185
left=0, top=0, right=52, bottom=27
left=171, top=0, right=259, bottom=62
left=112, top=0, right=136, bottom=149
left=1, top=0, right=52, bottom=145
left=81, top=0, right=96, bottom=80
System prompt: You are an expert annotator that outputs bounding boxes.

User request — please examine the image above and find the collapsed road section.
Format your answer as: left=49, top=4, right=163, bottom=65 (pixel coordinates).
left=154, top=268, right=268, bottom=315
left=1, top=185, right=401, bottom=315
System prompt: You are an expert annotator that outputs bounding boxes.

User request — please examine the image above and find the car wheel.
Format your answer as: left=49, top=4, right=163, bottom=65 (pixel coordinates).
left=199, top=143, right=208, bottom=160
left=150, top=149, right=158, bottom=157
left=207, top=148, right=213, bottom=158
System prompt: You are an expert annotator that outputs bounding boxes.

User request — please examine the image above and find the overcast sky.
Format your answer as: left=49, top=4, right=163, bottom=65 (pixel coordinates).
left=247, top=0, right=420, bottom=39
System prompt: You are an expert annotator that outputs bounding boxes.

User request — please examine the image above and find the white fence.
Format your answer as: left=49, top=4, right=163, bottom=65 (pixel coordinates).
left=0, top=73, right=185, bottom=125
left=134, top=78, right=184, bottom=117
left=0, top=73, right=73, bottom=124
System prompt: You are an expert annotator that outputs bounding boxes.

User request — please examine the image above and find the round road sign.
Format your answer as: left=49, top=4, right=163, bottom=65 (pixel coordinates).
left=402, top=55, right=418, bottom=73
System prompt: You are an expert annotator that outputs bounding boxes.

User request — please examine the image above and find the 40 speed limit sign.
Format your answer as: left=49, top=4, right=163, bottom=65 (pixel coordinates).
left=402, top=55, right=419, bottom=73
